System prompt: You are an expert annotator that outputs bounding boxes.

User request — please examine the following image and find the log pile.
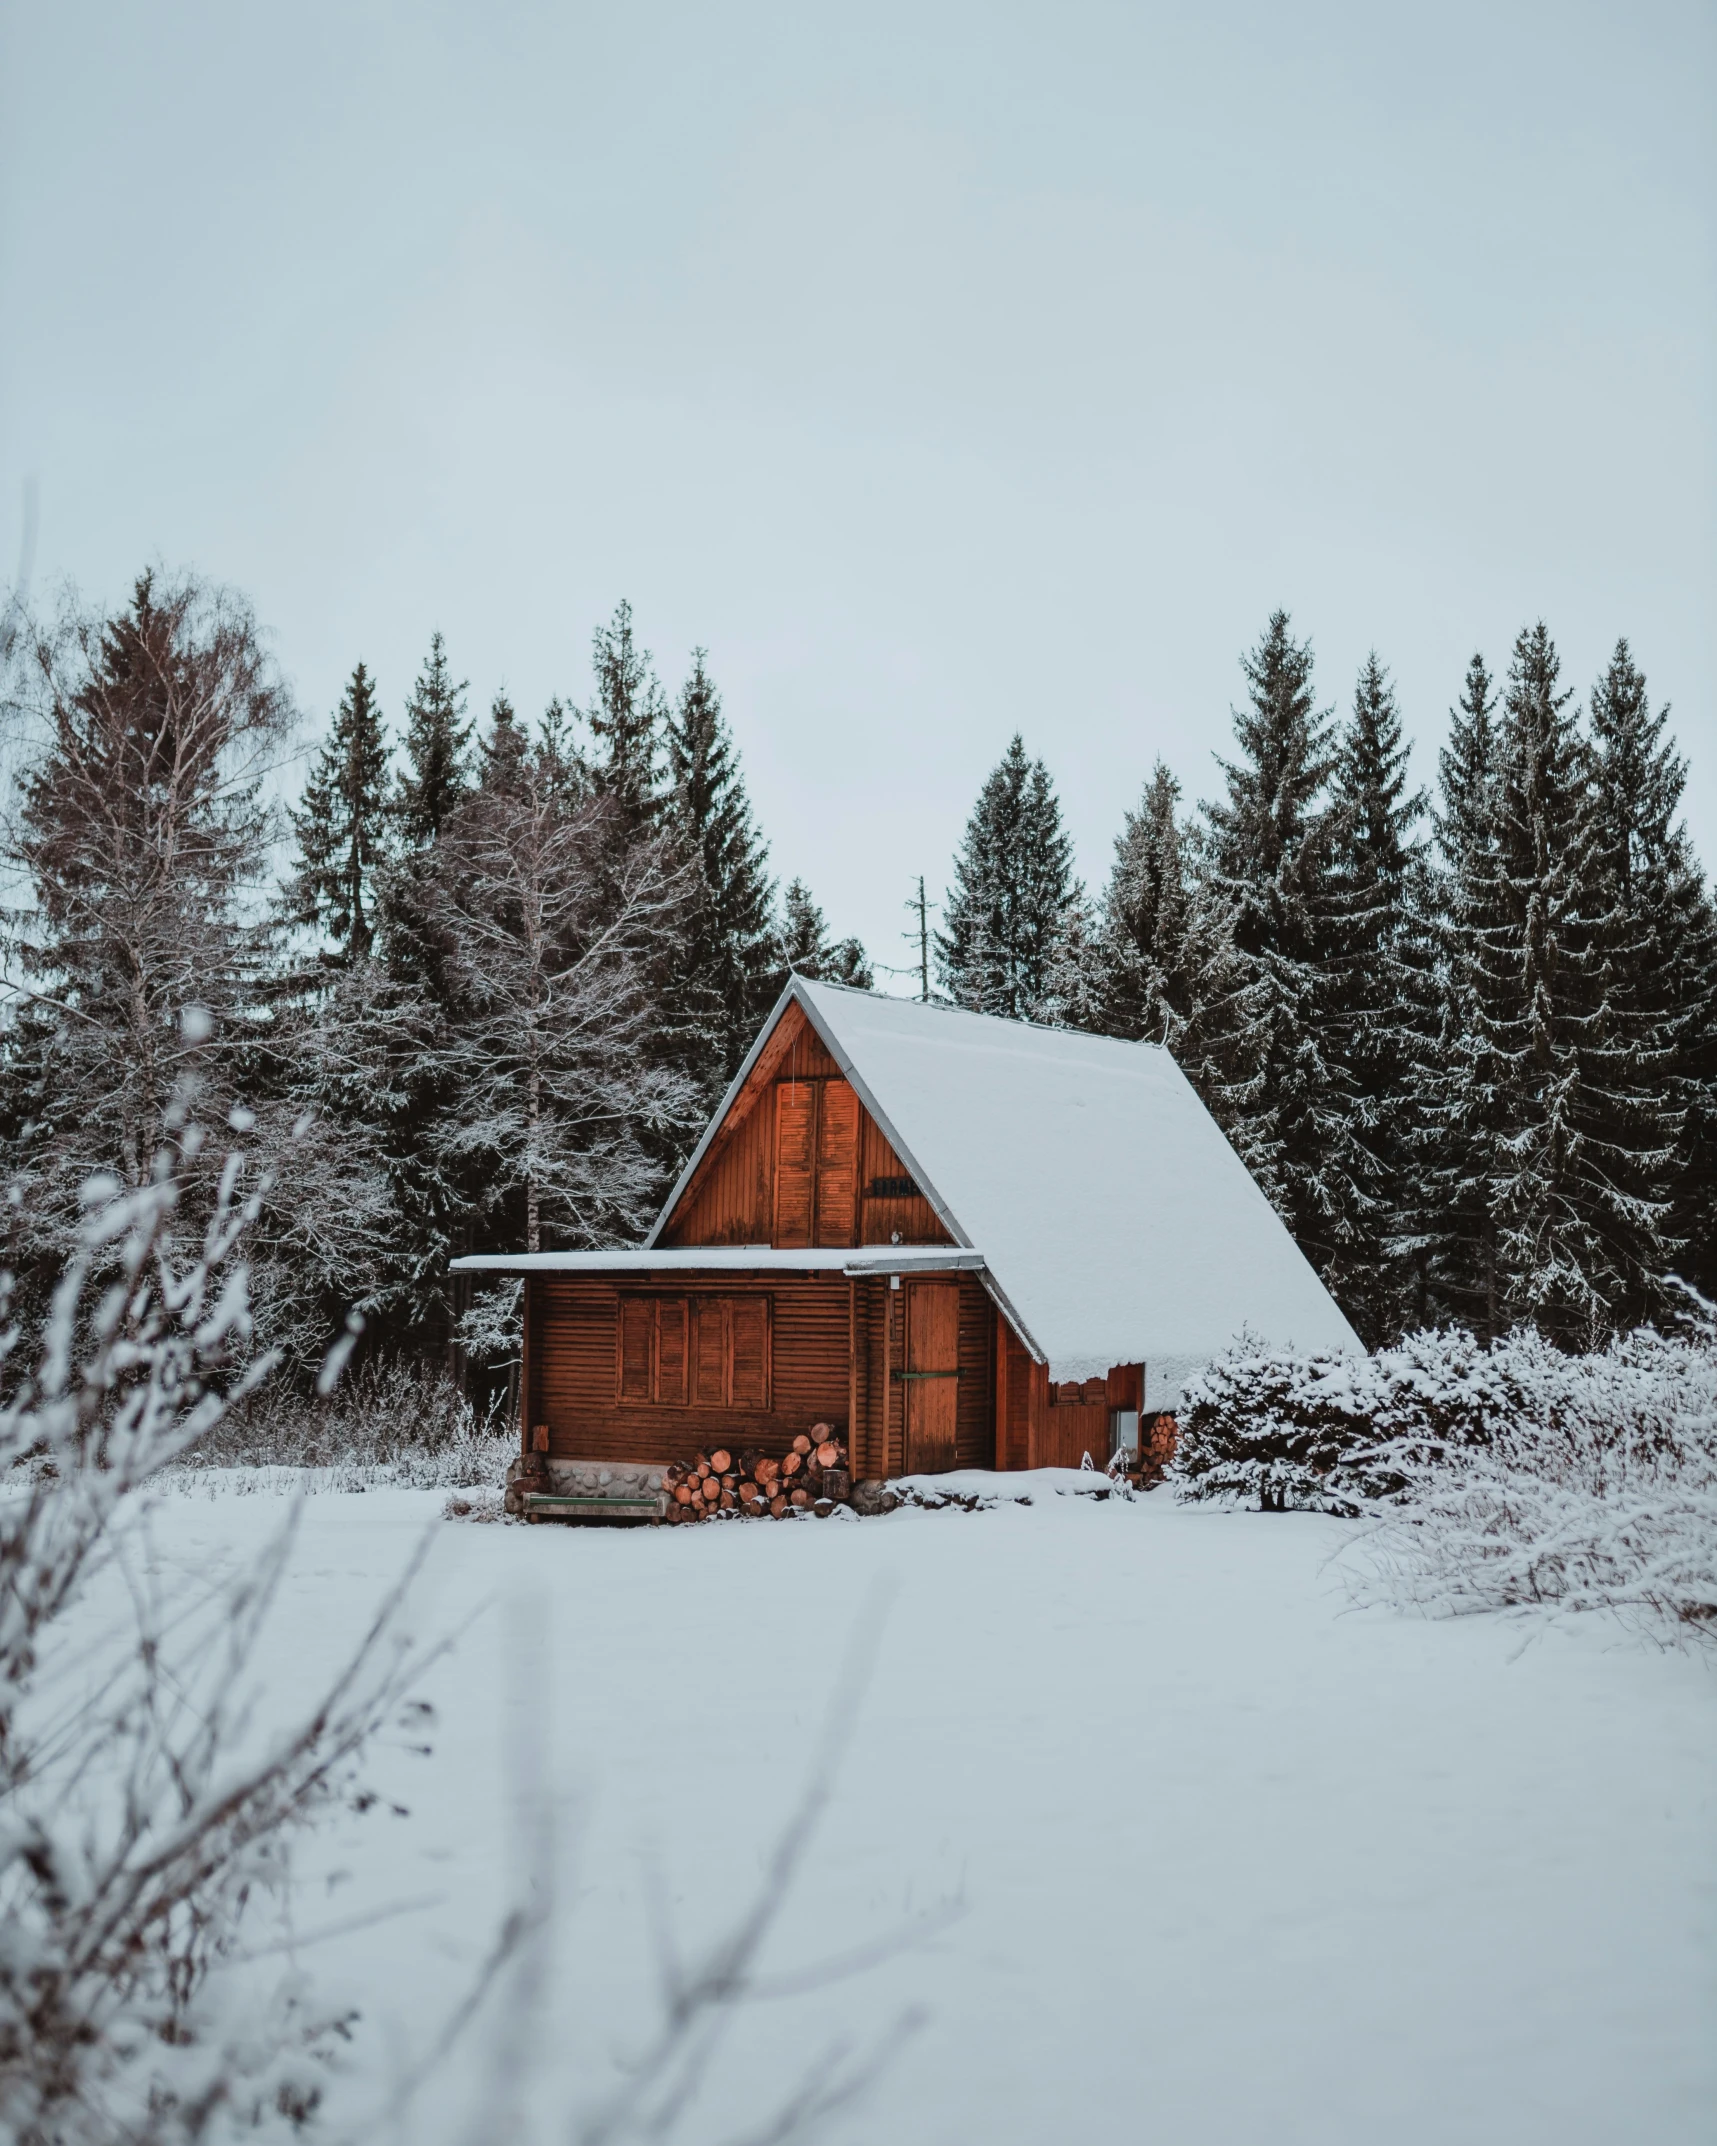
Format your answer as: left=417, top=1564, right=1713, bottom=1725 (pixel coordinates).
left=662, top=1424, right=852, bottom=1522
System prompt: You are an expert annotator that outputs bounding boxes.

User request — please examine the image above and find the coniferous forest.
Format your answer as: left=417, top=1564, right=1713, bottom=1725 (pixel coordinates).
left=2, top=574, right=1711, bottom=1391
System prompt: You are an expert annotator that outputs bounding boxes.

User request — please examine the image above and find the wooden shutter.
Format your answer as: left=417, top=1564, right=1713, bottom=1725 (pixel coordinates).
left=814, top=1080, right=860, bottom=1247
left=728, top=1297, right=770, bottom=1408
left=773, top=1083, right=816, bottom=1247
left=618, top=1296, right=654, bottom=1402
left=657, top=1298, right=689, bottom=1405
left=692, top=1298, right=728, bottom=1406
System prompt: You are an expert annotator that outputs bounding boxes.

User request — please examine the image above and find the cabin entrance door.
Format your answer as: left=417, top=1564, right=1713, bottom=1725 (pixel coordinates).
left=903, top=1280, right=959, bottom=1474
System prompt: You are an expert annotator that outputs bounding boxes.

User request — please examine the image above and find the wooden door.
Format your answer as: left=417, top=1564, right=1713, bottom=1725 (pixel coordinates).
left=904, top=1281, right=960, bottom=1475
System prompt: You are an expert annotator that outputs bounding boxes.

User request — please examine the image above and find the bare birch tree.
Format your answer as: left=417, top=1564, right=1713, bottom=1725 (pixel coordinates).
left=433, top=725, right=699, bottom=1253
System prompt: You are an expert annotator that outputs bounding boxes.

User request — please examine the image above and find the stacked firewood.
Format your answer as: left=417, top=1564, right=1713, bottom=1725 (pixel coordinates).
left=663, top=1424, right=852, bottom=1521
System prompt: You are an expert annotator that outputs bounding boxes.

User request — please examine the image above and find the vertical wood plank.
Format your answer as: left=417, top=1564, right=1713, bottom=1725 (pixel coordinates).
left=994, top=1311, right=1009, bottom=1470
left=847, top=1277, right=858, bottom=1460
left=520, top=1277, right=533, bottom=1456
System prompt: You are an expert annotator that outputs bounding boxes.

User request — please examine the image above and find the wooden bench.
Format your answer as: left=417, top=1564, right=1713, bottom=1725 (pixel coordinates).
left=522, top=1491, right=664, bottom=1525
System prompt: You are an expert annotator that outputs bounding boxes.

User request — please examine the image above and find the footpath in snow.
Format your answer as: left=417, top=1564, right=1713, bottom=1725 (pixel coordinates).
left=129, top=1475, right=1715, bottom=2146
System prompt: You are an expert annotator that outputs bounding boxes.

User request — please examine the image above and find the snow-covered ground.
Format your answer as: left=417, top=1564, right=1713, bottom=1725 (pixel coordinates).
left=127, top=1478, right=1714, bottom=2145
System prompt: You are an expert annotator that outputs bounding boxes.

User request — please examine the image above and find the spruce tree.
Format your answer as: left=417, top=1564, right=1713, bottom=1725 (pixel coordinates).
left=395, top=632, right=471, bottom=848
left=1323, top=653, right=1427, bottom=1339
left=936, top=735, right=1076, bottom=1020
left=1415, top=653, right=1506, bottom=1331
left=773, top=880, right=873, bottom=990
left=1097, top=762, right=1274, bottom=1183
left=664, top=651, right=778, bottom=1084
left=289, top=660, right=392, bottom=963
left=1461, top=622, right=1672, bottom=1342
left=584, top=600, right=666, bottom=834
left=1032, top=887, right=1106, bottom=1031
left=1200, top=614, right=1374, bottom=1294
left=478, top=689, right=529, bottom=795
left=1585, top=639, right=1714, bottom=1307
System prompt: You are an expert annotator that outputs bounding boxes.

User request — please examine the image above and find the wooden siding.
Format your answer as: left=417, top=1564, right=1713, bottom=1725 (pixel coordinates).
left=662, top=1000, right=953, bottom=1249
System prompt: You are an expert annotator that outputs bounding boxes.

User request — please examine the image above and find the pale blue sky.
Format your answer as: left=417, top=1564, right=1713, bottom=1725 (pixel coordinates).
left=3, top=0, right=1712, bottom=968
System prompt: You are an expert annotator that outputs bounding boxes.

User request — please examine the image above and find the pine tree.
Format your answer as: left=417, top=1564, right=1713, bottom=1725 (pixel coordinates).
left=1323, top=654, right=1427, bottom=1339
left=288, top=660, right=392, bottom=963
left=1096, top=761, right=1274, bottom=1185
left=4, top=571, right=289, bottom=1199
left=937, top=736, right=1076, bottom=1019
left=1460, top=622, right=1672, bottom=1342
left=1414, top=654, right=1506, bottom=1331
left=478, top=689, right=529, bottom=795
left=1585, top=639, right=1713, bottom=1308
left=1032, top=886, right=1106, bottom=1031
left=433, top=727, right=698, bottom=1255
left=395, top=632, right=471, bottom=848
left=584, top=600, right=666, bottom=834
left=772, top=880, right=873, bottom=990
left=664, top=651, right=777, bottom=1084
left=1200, top=614, right=1373, bottom=1292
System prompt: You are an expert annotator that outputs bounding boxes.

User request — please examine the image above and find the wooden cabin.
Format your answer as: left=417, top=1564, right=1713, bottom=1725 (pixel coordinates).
left=454, top=978, right=1359, bottom=1497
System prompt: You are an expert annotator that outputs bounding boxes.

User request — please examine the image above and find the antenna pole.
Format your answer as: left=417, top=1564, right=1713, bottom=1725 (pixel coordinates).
left=916, top=876, right=929, bottom=1001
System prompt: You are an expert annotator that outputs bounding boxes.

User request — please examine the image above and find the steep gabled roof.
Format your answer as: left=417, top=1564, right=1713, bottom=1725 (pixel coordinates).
left=651, top=976, right=1360, bottom=1402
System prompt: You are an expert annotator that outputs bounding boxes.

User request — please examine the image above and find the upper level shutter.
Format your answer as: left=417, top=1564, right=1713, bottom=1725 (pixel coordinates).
left=814, top=1079, right=859, bottom=1247
left=773, top=1083, right=816, bottom=1247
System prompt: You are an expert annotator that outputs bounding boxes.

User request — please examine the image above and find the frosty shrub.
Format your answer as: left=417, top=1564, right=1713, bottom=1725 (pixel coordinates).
left=0, top=1137, right=431, bottom=2142
left=1174, top=1325, right=1717, bottom=1634
left=169, top=1354, right=514, bottom=1490
left=1357, top=1325, right=1717, bottom=1633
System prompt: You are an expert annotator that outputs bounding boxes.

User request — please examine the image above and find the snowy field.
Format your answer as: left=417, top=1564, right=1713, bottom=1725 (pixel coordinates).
left=118, top=1478, right=1714, bottom=2145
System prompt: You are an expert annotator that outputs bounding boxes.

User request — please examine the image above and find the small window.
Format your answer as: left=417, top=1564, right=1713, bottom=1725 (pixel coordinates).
left=868, top=1175, right=917, bottom=1200
left=617, top=1294, right=771, bottom=1409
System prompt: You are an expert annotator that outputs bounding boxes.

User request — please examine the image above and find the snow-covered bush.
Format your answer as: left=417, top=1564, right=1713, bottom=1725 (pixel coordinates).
left=0, top=1137, right=427, bottom=2142
left=1357, top=1326, right=1717, bottom=1632
left=168, top=1353, right=513, bottom=1489
left=1174, top=1325, right=1717, bottom=1634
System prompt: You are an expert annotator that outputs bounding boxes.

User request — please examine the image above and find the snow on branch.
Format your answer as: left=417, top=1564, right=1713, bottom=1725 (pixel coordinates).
left=0, top=1128, right=433, bottom=2142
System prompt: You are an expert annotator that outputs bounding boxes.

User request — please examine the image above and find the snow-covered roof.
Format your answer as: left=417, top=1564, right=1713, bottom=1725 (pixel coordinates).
left=653, top=978, right=1361, bottom=1402
left=452, top=1247, right=985, bottom=1276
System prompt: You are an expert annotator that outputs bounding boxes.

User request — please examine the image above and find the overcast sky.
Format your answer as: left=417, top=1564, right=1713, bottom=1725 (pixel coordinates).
left=2, top=0, right=1712, bottom=975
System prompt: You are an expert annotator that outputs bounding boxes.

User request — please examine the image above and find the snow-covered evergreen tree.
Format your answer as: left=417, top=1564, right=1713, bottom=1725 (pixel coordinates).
left=1585, top=639, right=1716, bottom=1308
left=1413, top=653, right=1506, bottom=1331
left=1323, top=652, right=1427, bottom=1340
left=937, top=735, right=1076, bottom=1019
left=2, top=572, right=290, bottom=1209
left=1460, top=623, right=1674, bottom=1342
left=665, top=651, right=778, bottom=1086
left=1096, top=763, right=1275, bottom=1189
left=1200, top=613, right=1376, bottom=1296
left=1031, top=884, right=1106, bottom=1030
left=584, top=599, right=667, bottom=835
left=772, top=879, right=872, bottom=991
left=394, top=631, right=471, bottom=849
left=288, top=659, right=392, bottom=964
